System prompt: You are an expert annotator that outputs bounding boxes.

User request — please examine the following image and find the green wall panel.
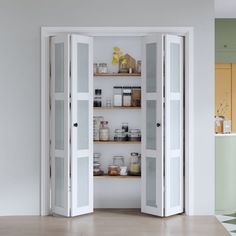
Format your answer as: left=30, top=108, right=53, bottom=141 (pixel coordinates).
left=216, top=19, right=236, bottom=63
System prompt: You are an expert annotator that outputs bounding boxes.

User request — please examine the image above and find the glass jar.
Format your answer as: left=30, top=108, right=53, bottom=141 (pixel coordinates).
left=99, top=121, right=110, bottom=141
left=128, top=129, right=141, bottom=141
left=93, top=63, right=98, bottom=74
left=108, top=165, right=119, bottom=176
left=215, top=116, right=224, bottom=134
left=123, top=87, right=132, bottom=107
left=136, top=60, right=141, bottom=74
left=114, top=129, right=126, bottom=141
left=93, top=116, right=104, bottom=141
left=98, top=63, right=108, bottom=74
left=129, top=152, right=141, bottom=175
left=113, top=86, right=123, bottom=106
left=121, top=122, right=129, bottom=132
left=131, top=87, right=141, bottom=107
left=113, top=156, right=125, bottom=167
left=94, top=89, right=102, bottom=107
left=93, top=152, right=101, bottom=163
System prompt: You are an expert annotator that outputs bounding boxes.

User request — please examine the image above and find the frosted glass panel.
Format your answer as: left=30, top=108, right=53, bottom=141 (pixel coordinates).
left=77, top=43, right=89, bottom=93
left=170, top=157, right=180, bottom=207
left=77, top=157, right=89, bottom=207
left=170, top=100, right=180, bottom=150
left=146, top=157, right=157, bottom=207
left=77, top=101, right=89, bottom=149
left=146, top=43, right=157, bottom=93
left=55, top=157, right=64, bottom=207
left=55, top=100, right=64, bottom=150
left=146, top=100, right=156, bottom=150
left=170, top=43, right=180, bottom=93
left=55, top=43, right=64, bottom=93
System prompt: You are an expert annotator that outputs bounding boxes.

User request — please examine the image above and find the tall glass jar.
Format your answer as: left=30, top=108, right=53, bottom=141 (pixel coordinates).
left=129, top=152, right=141, bottom=175
left=99, top=121, right=110, bottom=141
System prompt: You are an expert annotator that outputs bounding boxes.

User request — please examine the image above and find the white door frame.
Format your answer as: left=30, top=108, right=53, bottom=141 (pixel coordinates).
left=41, top=27, right=194, bottom=216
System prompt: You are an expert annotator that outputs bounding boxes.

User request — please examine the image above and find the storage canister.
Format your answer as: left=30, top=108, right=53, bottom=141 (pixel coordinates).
left=123, top=87, right=132, bottom=107
left=113, top=86, right=123, bottom=106
left=99, top=121, right=110, bottom=141
left=131, top=87, right=141, bottom=107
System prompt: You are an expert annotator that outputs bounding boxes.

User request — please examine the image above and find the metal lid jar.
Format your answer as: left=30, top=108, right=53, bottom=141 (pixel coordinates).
left=128, top=129, right=141, bottom=141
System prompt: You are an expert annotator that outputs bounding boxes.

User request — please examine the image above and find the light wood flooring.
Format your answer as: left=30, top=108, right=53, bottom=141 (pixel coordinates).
left=0, top=209, right=229, bottom=236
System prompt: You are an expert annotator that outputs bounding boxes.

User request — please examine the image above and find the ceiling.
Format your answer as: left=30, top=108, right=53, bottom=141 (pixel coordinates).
left=215, top=0, right=236, bottom=18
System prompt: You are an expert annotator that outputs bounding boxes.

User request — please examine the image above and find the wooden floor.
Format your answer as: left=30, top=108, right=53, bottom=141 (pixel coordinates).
left=0, top=209, right=229, bottom=236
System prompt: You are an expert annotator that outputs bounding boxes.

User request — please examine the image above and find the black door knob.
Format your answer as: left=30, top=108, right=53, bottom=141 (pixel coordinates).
left=73, top=123, right=78, bottom=127
left=156, top=123, right=161, bottom=127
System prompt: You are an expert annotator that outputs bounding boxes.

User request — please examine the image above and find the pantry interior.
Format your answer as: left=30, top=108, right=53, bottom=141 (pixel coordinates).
left=47, top=28, right=187, bottom=218
left=93, top=36, right=142, bottom=208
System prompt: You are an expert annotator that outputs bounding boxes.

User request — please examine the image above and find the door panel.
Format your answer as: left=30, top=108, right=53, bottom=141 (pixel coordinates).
left=164, top=35, right=184, bottom=216
left=141, top=34, right=164, bottom=217
left=51, top=35, right=70, bottom=217
left=71, top=35, right=93, bottom=217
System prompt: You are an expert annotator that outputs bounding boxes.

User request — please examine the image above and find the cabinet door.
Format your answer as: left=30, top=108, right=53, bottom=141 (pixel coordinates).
left=71, top=35, right=93, bottom=216
left=215, top=64, right=232, bottom=121
left=51, top=35, right=70, bottom=217
left=164, top=35, right=184, bottom=216
left=141, top=34, right=164, bottom=217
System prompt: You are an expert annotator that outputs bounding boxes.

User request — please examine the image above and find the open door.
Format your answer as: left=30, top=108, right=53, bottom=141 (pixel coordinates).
left=164, top=35, right=184, bottom=216
left=141, top=34, right=184, bottom=217
left=51, top=35, right=71, bottom=217
left=70, top=35, right=93, bottom=216
left=51, top=34, right=93, bottom=217
left=141, top=34, right=164, bottom=217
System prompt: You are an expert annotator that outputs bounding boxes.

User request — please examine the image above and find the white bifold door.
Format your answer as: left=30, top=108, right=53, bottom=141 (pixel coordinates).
left=51, top=34, right=93, bottom=217
left=142, top=34, right=184, bottom=217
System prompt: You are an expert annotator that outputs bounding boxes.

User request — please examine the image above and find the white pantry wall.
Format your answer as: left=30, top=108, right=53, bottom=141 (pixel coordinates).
left=0, top=0, right=214, bottom=215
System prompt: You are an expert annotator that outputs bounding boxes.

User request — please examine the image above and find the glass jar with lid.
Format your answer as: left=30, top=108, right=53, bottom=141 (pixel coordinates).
left=98, top=63, right=108, bottom=74
left=129, top=152, right=141, bottom=175
left=113, top=86, right=123, bottom=107
left=123, top=87, right=132, bottom=107
left=128, top=129, right=141, bottom=141
left=99, top=121, right=110, bottom=141
left=114, top=129, right=126, bottom=141
left=113, top=156, right=125, bottom=167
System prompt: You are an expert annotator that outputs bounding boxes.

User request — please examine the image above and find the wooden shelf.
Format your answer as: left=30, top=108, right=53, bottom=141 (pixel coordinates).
left=94, top=141, right=141, bottom=144
left=94, top=73, right=141, bottom=77
left=94, top=174, right=141, bottom=179
left=94, top=106, right=141, bottom=110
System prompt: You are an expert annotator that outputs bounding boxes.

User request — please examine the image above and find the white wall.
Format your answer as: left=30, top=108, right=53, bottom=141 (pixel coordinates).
left=0, top=0, right=214, bottom=215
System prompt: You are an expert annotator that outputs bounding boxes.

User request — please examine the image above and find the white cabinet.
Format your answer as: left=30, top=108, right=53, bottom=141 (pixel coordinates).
left=50, top=33, right=184, bottom=218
